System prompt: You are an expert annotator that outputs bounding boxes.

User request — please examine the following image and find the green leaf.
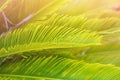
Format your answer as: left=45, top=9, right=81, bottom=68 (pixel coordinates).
left=0, top=22, right=102, bottom=57
left=42, top=14, right=120, bottom=31
left=1, top=56, right=120, bottom=80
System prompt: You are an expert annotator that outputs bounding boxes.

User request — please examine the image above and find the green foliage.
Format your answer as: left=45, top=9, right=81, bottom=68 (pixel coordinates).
left=1, top=56, right=120, bottom=80
left=41, top=14, right=120, bottom=31
left=1, top=0, right=120, bottom=80
left=0, top=0, right=69, bottom=34
left=0, top=22, right=101, bottom=57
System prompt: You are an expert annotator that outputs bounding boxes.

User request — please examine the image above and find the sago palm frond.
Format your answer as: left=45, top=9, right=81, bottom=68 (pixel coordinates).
left=1, top=55, right=120, bottom=80
left=42, top=14, right=120, bottom=31
left=0, top=22, right=102, bottom=58
left=0, top=0, right=120, bottom=80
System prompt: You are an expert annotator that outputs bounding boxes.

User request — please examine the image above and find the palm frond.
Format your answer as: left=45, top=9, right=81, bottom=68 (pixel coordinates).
left=1, top=55, right=120, bottom=80
left=1, top=1, right=120, bottom=79
left=0, top=22, right=102, bottom=57
left=33, top=44, right=120, bottom=67
left=41, top=14, right=120, bottom=31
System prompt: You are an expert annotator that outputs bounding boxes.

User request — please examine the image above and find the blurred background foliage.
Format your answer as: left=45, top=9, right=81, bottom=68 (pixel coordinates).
left=59, top=0, right=120, bottom=15
left=1, top=0, right=120, bottom=33
left=1, top=0, right=120, bottom=46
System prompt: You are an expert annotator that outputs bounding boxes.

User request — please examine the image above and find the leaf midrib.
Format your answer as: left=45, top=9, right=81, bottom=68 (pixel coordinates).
left=0, top=43, right=100, bottom=57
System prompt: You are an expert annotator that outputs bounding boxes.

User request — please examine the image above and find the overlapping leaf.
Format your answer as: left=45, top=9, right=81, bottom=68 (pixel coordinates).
left=1, top=56, right=120, bottom=80
left=1, top=0, right=120, bottom=80
left=42, top=14, right=120, bottom=31
left=0, top=22, right=102, bottom=57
